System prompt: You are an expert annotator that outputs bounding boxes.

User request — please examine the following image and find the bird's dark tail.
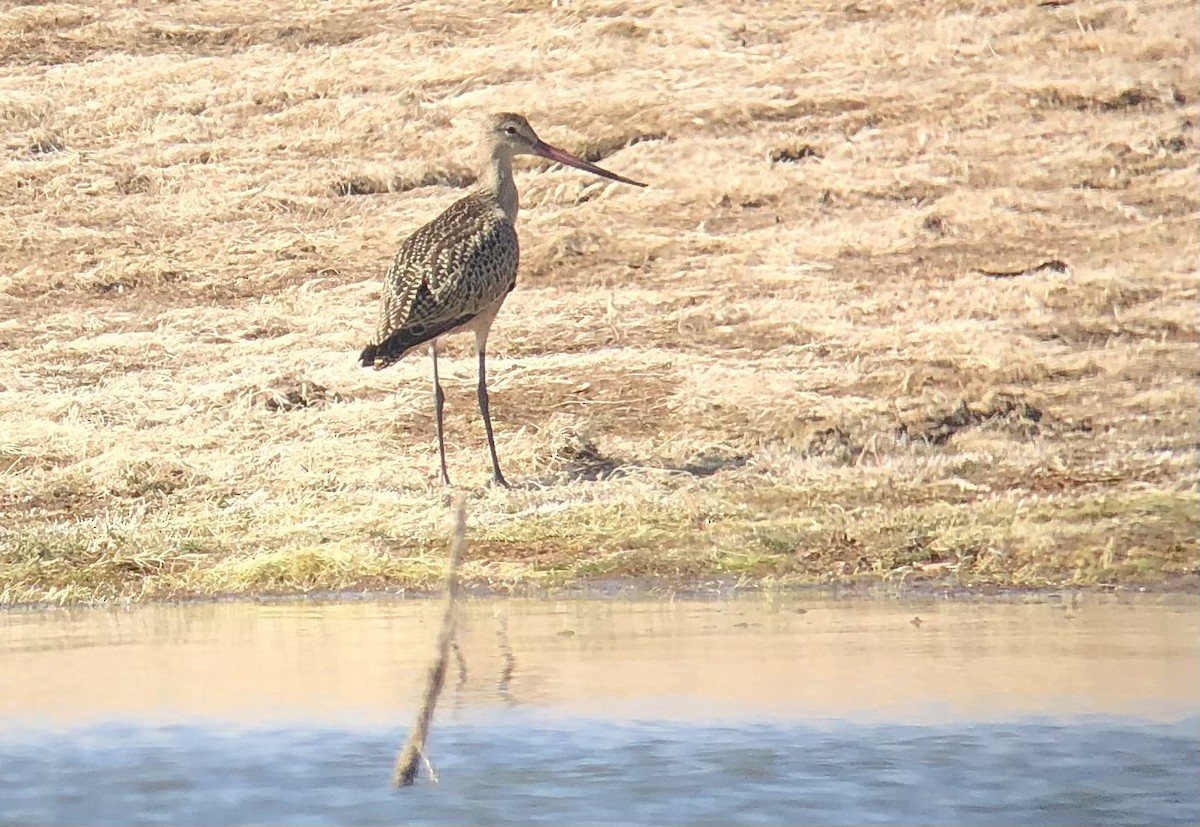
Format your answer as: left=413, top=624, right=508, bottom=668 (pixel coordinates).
left=359, top=337, right=414, bottom=370
left=359, top=343, right=389, bottom=369
left=360, top=312, right=475, bottom=370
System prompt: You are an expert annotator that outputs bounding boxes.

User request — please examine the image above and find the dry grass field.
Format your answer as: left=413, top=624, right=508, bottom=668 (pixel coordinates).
left=1, top=0, right=1196, bottom=604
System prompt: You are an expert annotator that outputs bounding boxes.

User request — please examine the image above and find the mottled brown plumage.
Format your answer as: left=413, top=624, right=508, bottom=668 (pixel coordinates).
left=360, top=112, right=646, bottom=487
left=361, top=195, right=518, bottom=369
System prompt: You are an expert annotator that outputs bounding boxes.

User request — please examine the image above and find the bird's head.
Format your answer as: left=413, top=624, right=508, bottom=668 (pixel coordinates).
left=487, top=112, right=541, bottom=155
left=485, top=112, right=647, bottom=188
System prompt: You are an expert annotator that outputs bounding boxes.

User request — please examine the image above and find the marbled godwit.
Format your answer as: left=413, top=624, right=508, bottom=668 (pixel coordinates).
left=360, top=113, right=646, bottom=487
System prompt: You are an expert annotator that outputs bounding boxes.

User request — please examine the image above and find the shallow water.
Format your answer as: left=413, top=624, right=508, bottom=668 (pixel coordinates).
left=1, top=594, right=1197, bottom=825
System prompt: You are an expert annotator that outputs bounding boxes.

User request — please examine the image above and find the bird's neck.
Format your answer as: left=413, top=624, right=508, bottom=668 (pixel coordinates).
left=478, top=151, right=519, bottom=224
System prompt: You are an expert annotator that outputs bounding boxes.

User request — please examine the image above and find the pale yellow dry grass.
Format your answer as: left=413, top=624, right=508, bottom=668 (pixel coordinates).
left=1, top=0, right=1197, bottom=604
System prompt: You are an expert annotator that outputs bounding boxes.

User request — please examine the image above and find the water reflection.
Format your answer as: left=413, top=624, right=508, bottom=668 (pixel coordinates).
left=1, top=594, right=1197, bottom=728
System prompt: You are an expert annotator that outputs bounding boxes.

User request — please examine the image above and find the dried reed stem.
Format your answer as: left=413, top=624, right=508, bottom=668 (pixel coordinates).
left=392, top=494, right=468, bottom=788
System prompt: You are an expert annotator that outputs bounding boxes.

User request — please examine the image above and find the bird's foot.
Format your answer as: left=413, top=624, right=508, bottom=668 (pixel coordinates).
left=490, top=472, right=511, bottom=489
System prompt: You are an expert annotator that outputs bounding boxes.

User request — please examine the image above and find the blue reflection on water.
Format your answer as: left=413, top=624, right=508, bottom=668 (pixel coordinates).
left=1, top=715, right=1196, bottom=826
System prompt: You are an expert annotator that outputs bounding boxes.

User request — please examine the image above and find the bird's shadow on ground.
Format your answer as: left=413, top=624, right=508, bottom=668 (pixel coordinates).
left=516, top=444, right=749, bottom=490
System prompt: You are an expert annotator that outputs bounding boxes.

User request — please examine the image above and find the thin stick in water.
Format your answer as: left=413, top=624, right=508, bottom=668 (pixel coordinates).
left=392, top=494, right=468, bottom=788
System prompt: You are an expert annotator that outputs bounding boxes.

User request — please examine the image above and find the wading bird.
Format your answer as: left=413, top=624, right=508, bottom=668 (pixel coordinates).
left=359, top=113, right=646, bottom=487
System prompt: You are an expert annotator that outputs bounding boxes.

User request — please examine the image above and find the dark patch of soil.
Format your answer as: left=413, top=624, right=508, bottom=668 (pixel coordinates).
left=770, top=145, right=821, bottom=163
left=256, top=377, right=344, bottom=412
left=900, top=394, right=1043, bottom=446
left=802, top=427, right=862, bottom=465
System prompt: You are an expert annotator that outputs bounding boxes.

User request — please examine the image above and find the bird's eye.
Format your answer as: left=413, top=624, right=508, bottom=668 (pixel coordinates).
left=504, top=126, right=518, bottom=135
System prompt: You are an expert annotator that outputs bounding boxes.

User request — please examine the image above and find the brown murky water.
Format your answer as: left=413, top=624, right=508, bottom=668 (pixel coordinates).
left=1, top=593, right=1195, bottom=725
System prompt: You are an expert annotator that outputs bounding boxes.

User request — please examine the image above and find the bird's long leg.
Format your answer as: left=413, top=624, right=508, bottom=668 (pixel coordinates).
left=476, top=348, right=508, bottom=488
left=430, top=341, right=451, bottom=486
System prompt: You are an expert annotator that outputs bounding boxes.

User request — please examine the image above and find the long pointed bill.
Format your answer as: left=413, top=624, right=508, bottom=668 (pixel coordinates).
left=533, top=141, right=648, bottom=188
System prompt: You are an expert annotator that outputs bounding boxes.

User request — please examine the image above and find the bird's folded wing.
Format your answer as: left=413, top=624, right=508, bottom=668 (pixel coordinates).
left=375, top=196, right=518, bottom=343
